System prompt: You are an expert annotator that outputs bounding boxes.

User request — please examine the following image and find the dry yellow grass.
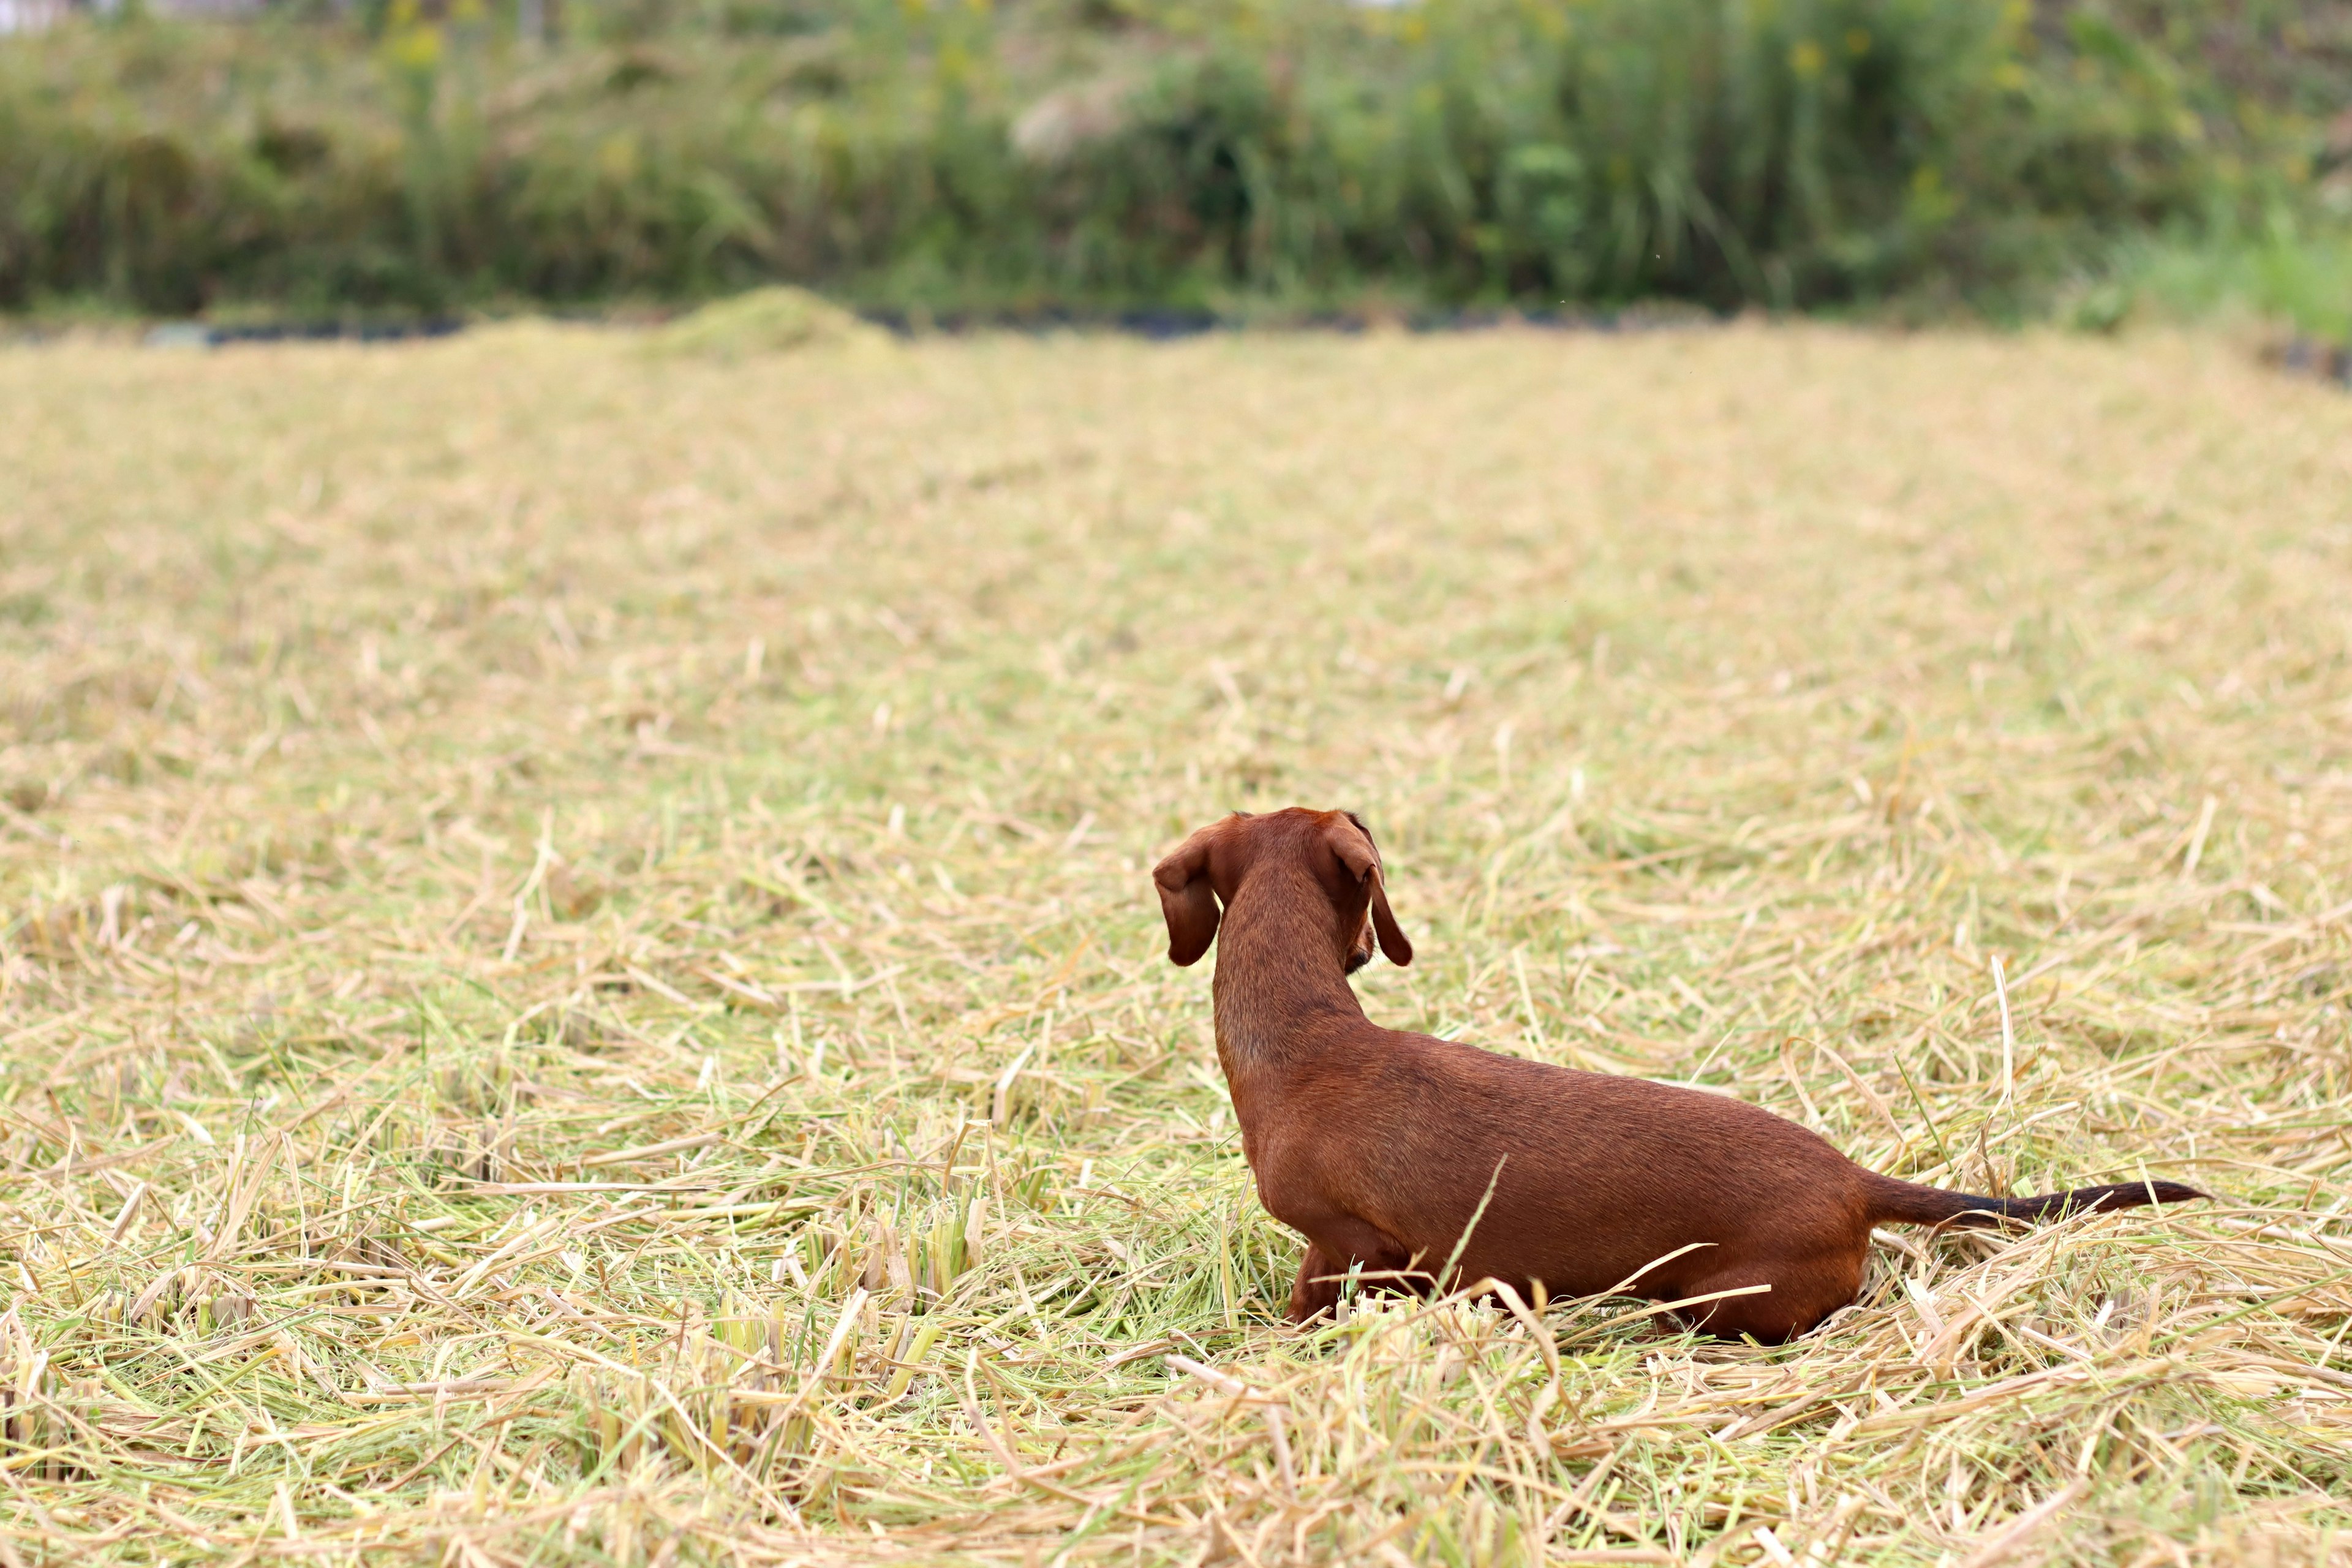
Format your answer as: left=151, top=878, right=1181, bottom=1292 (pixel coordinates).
left=0, top=322, right=2348, bottom=1567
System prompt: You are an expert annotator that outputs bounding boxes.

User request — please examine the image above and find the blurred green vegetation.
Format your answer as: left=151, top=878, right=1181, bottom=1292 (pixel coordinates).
left=0, top=0, right=2345, bottom=319
left=2067, top=225, right=2352, bottom=338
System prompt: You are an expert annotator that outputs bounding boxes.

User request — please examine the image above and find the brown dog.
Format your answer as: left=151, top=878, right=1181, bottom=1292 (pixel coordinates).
left=1153, top=807, right=2203, bottom=1340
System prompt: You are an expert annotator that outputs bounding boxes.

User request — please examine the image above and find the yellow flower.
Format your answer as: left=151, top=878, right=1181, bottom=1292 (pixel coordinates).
left=1789, top=40, right=1825, bottom=78
left=388, top=23, right=443, bottom=72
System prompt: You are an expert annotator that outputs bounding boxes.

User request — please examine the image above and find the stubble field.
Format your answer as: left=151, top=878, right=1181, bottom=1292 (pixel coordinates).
left=1, top=321, right=2349, bottom=1567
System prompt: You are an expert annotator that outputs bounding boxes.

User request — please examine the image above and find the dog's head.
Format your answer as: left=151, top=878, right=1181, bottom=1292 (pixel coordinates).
left=1151, top=807, right=1412, bottom=972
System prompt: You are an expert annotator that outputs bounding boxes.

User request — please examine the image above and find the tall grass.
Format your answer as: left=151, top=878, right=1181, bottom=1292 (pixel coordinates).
left=2073, top=226, right=2352, bottom=339
left=0, top=0, right=2331, bottom=315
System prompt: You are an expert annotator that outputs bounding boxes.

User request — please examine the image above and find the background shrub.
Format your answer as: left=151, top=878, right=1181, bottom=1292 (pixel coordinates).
left=0, top=0, right=2340, bottom=315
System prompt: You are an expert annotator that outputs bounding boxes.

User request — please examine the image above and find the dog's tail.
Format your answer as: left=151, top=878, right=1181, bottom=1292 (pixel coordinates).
left=1863, top=1173, right=2204, bottom=1230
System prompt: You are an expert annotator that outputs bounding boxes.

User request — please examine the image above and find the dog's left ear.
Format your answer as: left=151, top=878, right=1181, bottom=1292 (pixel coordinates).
left=1330, top=813, right=1413, bottom=967
left=1153, top=823, right=1226, bottom=966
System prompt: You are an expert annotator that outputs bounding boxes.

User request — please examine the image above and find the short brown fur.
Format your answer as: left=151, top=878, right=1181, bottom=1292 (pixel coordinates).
left=1154, top=808, right=2205, bottom=1341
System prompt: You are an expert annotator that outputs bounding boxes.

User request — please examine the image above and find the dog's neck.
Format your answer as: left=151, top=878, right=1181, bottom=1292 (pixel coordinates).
left=1210, top=864, right=1368, bottom=1096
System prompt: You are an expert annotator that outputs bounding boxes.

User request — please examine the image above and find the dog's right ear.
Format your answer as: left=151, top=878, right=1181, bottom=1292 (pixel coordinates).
left=1334, top=812, right=1412, bottom=968
left=1153, top=824, right=1224, bottom=966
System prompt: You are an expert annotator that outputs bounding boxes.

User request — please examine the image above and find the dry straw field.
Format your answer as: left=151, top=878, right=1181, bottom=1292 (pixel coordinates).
left=1, top=320, right=2348, bottom=1567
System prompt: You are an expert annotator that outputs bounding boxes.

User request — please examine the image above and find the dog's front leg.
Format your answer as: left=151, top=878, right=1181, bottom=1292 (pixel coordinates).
left=1285, top=1218, right=1412, bottom=1323
left=1289, top=1242, right=1350, bottom=1322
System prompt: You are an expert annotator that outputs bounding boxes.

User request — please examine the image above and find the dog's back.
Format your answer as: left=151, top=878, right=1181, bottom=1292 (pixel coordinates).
left=1247, top=1022, right=1878, bottom=1303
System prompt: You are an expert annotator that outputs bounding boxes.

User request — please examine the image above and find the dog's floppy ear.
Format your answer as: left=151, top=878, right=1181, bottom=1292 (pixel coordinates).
left=1332, top=813, right=1413, bottom=967
left=1153, top=824, right=1224, bottom=967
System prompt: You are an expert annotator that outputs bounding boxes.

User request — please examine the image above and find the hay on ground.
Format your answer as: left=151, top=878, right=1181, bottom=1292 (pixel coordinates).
left=0, top=325, right=2345, bottom=1565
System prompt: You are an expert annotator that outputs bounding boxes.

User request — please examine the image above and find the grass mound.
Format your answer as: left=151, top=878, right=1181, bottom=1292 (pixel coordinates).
left=0, top=325, right=2346, bottom=1562
left=645, top=287, right=892, bottom=360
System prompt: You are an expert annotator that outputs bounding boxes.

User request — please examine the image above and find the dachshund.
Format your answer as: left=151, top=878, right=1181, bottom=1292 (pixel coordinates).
left=1153, top=807, right=2203, bottom=1340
